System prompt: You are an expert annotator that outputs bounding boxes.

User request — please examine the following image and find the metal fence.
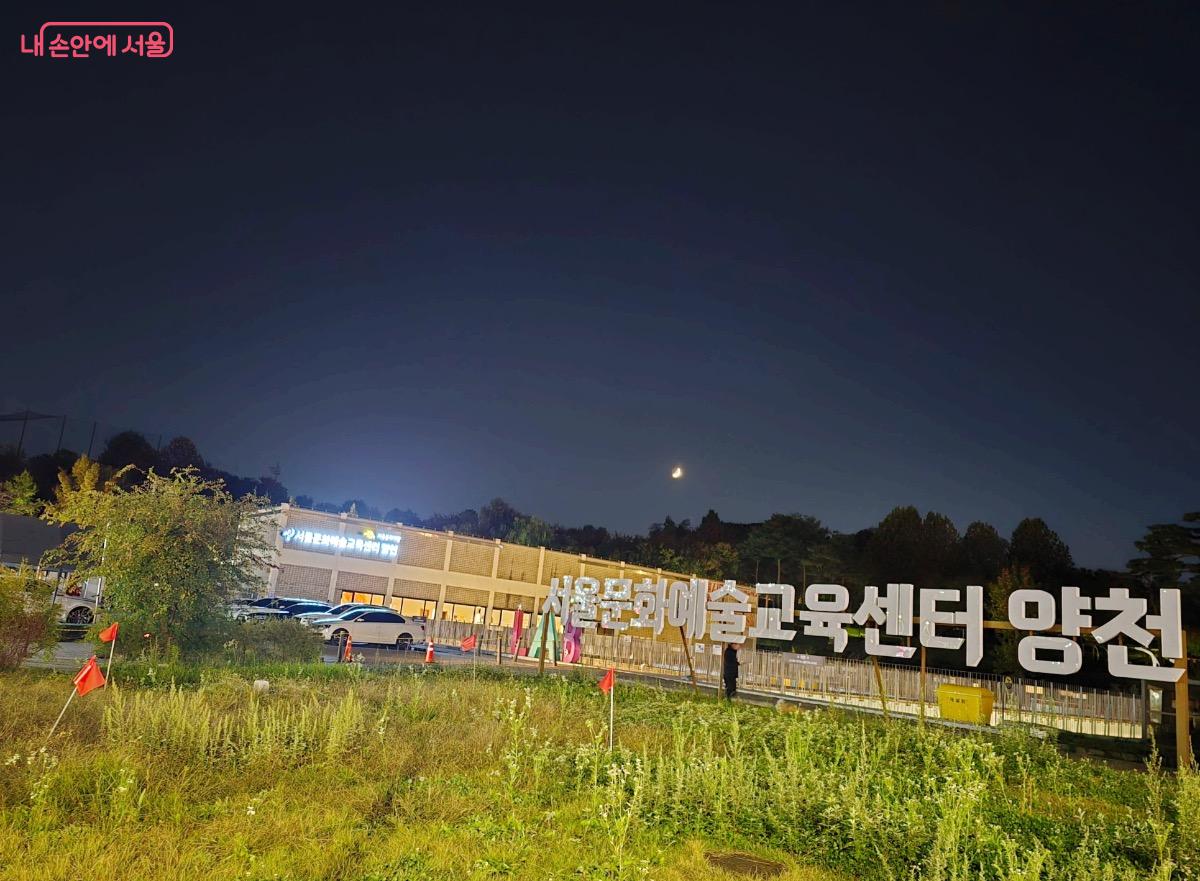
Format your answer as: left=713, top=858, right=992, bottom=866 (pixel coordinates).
left=429, top=619, right=1145, bottom=739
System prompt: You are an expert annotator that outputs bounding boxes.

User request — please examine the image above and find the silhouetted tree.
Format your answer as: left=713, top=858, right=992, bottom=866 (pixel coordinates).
left=1009, top=518, right=1074, bottom=586
left=0, top=446, right=24, bottom=483
left=1128, top=511, right=1199, bottom=621
left=961, top=521, right=1009, bottom=582
left=478, top=498, right=521, bottom=539
left=98, top=431, right=160, bottom=475
left=159, top=436, right=206, bottom=472
left=255, top=475, right=289, bottom=505
left=423, top=508, right=479, bottom=534
left=1128, top=512, right=1199, bottom=588
left=24, top=450, right=77, bottom=502
left=921, top=511, right=962, bottom=583
left=340, top=499, right=381, bottom=520
left=740, top=514, right=829, bottom=583
left=867, top=506, right=925, bottom=581
left=384, top=507, right=421, bottom=525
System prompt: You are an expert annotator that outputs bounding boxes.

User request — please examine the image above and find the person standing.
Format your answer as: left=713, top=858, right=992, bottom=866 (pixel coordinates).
left=722, top=642, right=740, bottom=700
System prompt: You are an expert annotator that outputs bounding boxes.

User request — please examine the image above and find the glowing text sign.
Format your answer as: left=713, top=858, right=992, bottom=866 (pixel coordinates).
left=281, top=527, right=399, bottom=560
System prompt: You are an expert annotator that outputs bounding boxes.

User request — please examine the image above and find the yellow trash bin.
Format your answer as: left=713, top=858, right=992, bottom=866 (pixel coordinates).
left=936, top=684, right=995, bottom=725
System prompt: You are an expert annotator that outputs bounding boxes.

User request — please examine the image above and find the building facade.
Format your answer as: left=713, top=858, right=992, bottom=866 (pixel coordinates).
left=266, top=504, right=721, bottom=637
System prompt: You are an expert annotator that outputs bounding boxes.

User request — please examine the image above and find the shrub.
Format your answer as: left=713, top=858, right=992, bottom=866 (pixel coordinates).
left=0, top=564, right=59, bottom=670
left=216, top=617, right=324, bottom=663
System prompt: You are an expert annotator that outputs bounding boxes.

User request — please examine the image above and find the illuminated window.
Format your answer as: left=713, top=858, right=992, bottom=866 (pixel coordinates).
left=489, top=608, right=517, bottom=628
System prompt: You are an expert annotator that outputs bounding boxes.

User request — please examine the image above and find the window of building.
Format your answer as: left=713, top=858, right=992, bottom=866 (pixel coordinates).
left=390, top=597, right=436, bottom=619
left=488, top=608, right=518, bottom=628
left=340, top=591, right=385, bottom=606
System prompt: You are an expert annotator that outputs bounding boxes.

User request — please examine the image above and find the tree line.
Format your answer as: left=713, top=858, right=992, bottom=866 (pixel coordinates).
left=2, top=431, right=1194, bottom=624
left=0, top=431, right=288, bottom=510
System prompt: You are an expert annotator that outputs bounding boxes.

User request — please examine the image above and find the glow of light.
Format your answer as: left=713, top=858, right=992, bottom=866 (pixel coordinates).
left=671, top=466, right=684, bottom=479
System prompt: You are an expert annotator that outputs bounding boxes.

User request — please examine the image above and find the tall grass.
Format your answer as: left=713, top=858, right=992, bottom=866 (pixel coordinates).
left=0, top=665, right=1194, bottom=881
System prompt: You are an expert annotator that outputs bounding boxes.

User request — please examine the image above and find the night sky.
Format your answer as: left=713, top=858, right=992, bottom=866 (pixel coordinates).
left=4, top=5, right=1197, bottom=569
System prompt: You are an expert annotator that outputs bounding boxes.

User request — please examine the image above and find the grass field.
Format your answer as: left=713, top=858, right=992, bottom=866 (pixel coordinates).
left=0, top=663, right=1196, bottom=881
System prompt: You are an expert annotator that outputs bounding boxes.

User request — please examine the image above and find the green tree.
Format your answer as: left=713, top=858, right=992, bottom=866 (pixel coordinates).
left=0, top=470, right=41, bottom=516
left=0, top=564, right=59, bottom=669
left=803, top=532, right=870, bottom=585
left=505, top=515, right=554, bottom=548
left=693, top=541, right=740, bottom=580
left=984, top=566, right=1035, bottom=674
left=479, top=498, right=521, bottom=539
left=43, top=465, right=273, bottom=656
left=740, top=514, right=829, bottom=582
left=1009, top=518, right=1074, bottom=586
left=961, top=521, right=1009, bottom=582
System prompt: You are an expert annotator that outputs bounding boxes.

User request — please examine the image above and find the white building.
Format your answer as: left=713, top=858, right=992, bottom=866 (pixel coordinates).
left=265, top=504, right=714, bottom=634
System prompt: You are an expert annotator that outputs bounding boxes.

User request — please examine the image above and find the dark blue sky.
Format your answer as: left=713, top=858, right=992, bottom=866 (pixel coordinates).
left=4, top=4, right=1197, bottom=568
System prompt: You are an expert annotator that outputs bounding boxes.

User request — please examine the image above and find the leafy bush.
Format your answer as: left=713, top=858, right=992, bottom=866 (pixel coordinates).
left=215, top=617, right=323, bottom=664
left=0, top=564, right=58, bottom=670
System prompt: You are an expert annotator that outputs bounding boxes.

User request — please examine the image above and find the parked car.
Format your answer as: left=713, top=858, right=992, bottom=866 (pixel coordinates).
left=321, top=609, right=425, bottom=649
left=307, top=606, right=378, bottom=629
left=295, top=602, right=376, bottom=627
left=280, top=601, right=331, bottom=618
left=238, top=608, right=292, bottom=621
left=228, top=596, right=315, bottom=619
left=55, top=593, right=97, bottom=625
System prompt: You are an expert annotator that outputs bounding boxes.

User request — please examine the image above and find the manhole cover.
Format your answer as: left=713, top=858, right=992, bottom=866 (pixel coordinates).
left=705, top=852, right=785, bottom=877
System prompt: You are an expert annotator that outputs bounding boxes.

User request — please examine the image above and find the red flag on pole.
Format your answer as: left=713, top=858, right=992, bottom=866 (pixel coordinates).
left=342, top=636, right=353, bottom=662
left=98, top=622, right=119, bottom=643
left=460, top=634, right=477, bottom=652
left=598, top=667, right=615, bottom=695
left=73, top=656, right=106, bottom=696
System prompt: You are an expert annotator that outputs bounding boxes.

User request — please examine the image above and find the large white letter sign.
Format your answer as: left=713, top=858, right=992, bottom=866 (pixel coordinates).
left=542, top=576, right=573, bottom=622
left=749, top=583, right=796, bottom=640
left=799, top=584, right=853, bottom=652
left=853, top=583, right=915, bottom=659
left=920, top=586, right=983, bottom=666
left=1009, top=588, right=1082, bottom=676
left=1091, top=588, right=1184, bottom=682
left=666, top=579, right=709, bottom=640
left=708, top=581, right=752, bottom=643
left=630, top=578, right=667, bottom=636
left=570, top=577, right=602, bottom=629
left=599, top=578, right=633, bottom=631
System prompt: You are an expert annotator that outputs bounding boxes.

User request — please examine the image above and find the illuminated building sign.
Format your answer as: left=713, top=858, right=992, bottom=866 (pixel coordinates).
left=281, top=527, right=399, bottom=560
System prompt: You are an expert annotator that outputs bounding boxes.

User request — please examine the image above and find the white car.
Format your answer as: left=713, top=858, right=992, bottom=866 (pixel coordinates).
left=321, top=609, right=425, bottom=650
left=55, top=593, right=97, bottom=625
left=295, top=602, right=377, bottom=628
left=227, top=596, right=319, bottom=620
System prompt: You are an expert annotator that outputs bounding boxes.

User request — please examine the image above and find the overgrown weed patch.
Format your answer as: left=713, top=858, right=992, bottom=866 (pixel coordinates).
left=0, top=665, right=1194, bottom=880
